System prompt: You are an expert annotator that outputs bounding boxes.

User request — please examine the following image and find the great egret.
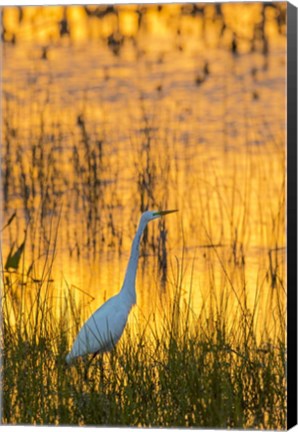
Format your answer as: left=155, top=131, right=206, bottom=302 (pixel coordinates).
left=66, top=209, right=178, bottom=365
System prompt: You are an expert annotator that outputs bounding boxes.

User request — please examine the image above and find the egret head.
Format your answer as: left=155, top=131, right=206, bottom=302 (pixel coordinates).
left=141, top=209, right=178, bottom=223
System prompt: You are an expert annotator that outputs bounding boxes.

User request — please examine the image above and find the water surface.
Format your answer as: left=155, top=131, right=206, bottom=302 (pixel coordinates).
left=2, top=3, right=286, bottom=340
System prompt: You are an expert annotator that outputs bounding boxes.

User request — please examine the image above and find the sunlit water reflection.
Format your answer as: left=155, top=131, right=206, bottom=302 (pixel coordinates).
left=2, top=3, right=286, bottom=341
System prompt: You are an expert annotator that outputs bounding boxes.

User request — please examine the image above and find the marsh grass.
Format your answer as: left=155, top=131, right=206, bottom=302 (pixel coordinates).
left=1, top=6, right=287, bottom=425
left=1, top=117, right=286, bottom=428
left=1, top=220, right=286, bottom=428
left=0, top=126, right=287, bottom=428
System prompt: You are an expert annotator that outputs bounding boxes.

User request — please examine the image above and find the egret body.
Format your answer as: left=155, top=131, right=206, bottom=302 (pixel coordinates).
left=66, top=209, right=177, bottom=364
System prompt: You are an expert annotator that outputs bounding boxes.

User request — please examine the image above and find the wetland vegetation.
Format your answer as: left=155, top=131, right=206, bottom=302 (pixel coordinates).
left=1, top=3, right=287, bottom=428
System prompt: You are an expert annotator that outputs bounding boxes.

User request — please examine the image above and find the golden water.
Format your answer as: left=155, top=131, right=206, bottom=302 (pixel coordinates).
left=1, top=3, right=286, bottom=341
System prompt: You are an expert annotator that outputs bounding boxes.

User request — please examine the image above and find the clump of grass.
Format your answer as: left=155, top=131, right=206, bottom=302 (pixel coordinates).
left=130, top=101, right=173, bottom=289
left=1, top=230, right=286, bottom=428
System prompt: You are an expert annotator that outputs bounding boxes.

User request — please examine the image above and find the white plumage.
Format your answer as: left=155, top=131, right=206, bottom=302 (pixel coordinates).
left=66, top=209, right=177, bottom=364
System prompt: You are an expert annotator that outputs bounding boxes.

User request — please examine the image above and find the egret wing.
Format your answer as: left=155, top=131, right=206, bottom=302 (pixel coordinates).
left=86, top=297, right=128, bottom=352
left=66, top=294, right=129, bottom=363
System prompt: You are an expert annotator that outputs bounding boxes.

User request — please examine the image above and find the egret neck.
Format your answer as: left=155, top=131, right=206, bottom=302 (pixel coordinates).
left=120, top=216, right=148, bottom=306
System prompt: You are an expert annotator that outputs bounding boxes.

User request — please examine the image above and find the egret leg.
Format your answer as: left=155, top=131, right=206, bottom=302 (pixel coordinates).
left=98, top=355, right=105, bottom=391
left=84, top=351, right=99, bottom=380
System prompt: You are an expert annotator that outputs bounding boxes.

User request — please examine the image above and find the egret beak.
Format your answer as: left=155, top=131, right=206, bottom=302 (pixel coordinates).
left=154, top=209, right=178, bottom=216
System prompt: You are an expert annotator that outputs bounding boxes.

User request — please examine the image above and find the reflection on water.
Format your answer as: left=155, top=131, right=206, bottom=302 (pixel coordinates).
left=2, top=3, right=286, bottom=340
